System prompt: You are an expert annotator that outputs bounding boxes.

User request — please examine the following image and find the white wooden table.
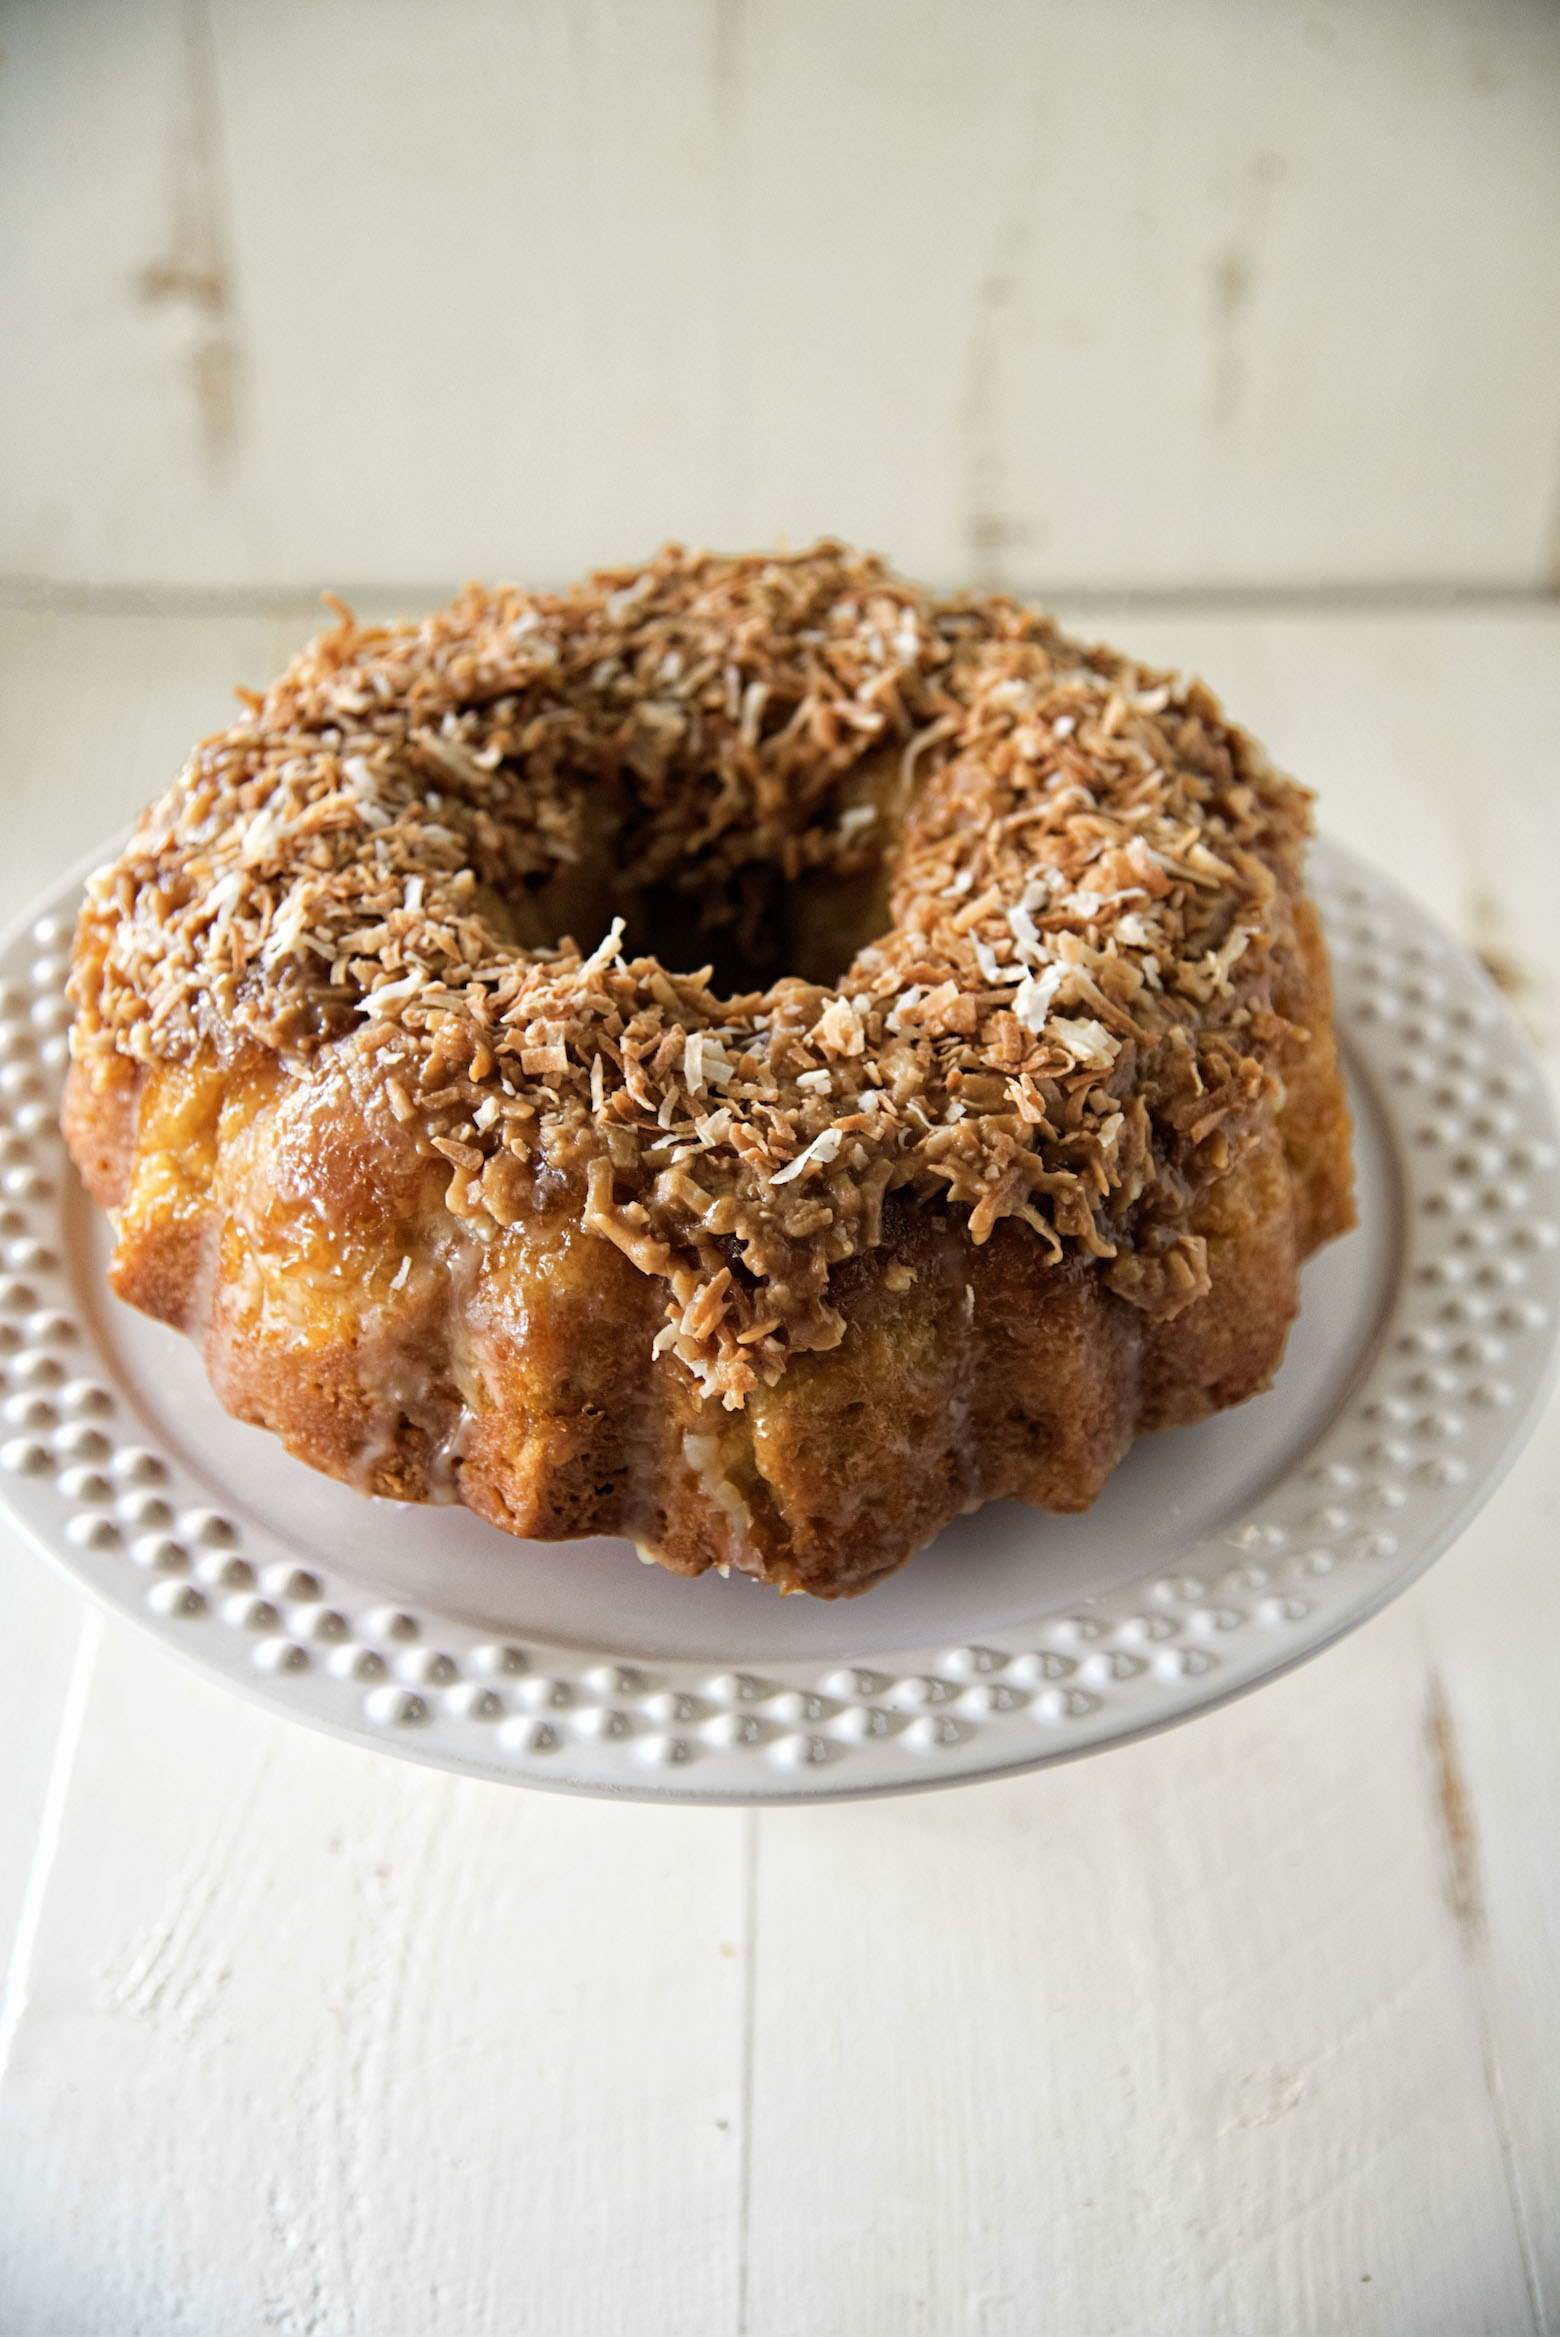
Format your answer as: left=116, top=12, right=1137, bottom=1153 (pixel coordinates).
left=0, top=599, right=1554, bottom=2336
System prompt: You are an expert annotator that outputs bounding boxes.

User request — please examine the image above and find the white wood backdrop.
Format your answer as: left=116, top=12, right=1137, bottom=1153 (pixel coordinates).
left=2, top=1, right=1560, bottom=2328
left=2, top=0, right=1559, bottom=597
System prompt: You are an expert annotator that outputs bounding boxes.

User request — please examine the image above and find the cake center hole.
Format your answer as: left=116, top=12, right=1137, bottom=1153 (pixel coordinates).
left=495, top=768, right=900, bottom=994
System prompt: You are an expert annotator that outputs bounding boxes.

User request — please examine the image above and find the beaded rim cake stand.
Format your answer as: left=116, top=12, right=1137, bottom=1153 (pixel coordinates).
left=0, top=838, right=1554, bottom=1802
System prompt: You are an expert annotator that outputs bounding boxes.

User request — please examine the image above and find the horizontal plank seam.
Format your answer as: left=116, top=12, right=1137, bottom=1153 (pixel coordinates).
left=1, top=578, right=1558, bottom=621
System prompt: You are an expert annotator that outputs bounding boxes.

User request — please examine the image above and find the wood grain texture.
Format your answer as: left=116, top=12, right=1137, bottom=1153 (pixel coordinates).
left=1414, top=1437, right=1560, bottom=2327
left=0, top=1622, right=749, bottom=2337
left=746, top=1612, right=1537, bottom=2337
left=1, top=0, right=1559, bottom=594
left=0, top=604, right=1554, bottom=2332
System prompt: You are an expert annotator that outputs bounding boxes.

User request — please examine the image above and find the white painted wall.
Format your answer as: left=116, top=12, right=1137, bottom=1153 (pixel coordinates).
left=2, top=0, right=1558, bottom=596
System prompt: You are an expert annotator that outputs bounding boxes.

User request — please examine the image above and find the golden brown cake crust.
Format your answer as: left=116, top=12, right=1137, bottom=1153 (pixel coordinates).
left=64, top=545, right=1354, bottom=1597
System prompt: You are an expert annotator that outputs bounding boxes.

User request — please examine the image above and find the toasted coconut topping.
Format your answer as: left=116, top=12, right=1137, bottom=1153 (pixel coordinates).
left=69, top=542, right=1318, bottom=1409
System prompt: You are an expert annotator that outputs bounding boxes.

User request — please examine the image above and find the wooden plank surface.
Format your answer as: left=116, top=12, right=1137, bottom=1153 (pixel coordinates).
left=0, top=1630, right=749, bottom=2337
left=2, top=0, right=1559, bottom=594
left=748, top=1613, right=1537, bottom=2337
left=0, top=601, right=1552, bottom=2332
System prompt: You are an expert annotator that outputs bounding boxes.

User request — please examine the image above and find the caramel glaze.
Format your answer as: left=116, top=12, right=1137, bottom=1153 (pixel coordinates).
left=63, top=892, right=1349, bottom=1597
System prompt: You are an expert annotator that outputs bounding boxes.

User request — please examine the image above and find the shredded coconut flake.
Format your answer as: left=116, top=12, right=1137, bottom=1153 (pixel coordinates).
left=358, top=967, right=426, bottom=1015
left=769, top=1126, right=844, bottom=1185
left=683, top=1029, right=735, bottom=1094
left=1007, top=903, right=1041, bottom=960
left=579, top=916, right=627, bottom=980
left=1052, top=1016, right=1120, bottom=1069
left=1012, top=966, right=1064, bottom=1033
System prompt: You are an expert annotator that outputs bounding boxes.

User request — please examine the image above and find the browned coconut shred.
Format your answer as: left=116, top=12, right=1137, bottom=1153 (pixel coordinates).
left=69, top=542, right=1316, bottom=1410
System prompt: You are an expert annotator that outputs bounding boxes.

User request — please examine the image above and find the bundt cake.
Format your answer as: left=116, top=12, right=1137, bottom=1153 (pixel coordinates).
left=63, top=545, right=1353, bottom=1598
